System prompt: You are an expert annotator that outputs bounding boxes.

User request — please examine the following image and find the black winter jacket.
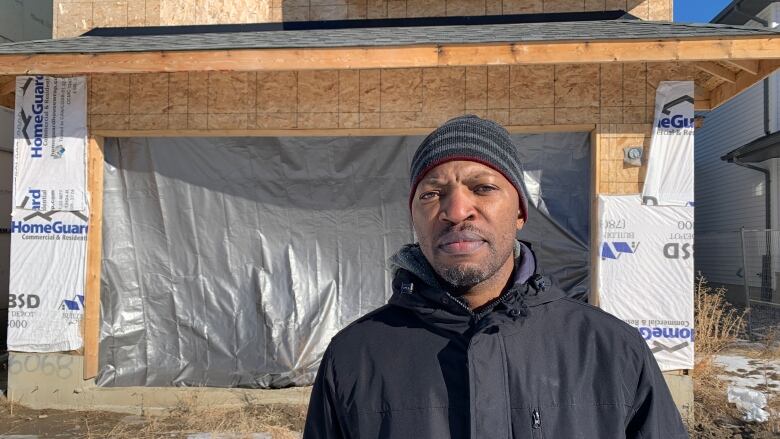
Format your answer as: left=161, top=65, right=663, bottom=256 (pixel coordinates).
left=303, top=241, right=689, bottom=439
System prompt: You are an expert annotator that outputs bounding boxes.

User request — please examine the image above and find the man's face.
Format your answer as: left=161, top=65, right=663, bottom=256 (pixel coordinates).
left=411, top=160, right=524, bottom=290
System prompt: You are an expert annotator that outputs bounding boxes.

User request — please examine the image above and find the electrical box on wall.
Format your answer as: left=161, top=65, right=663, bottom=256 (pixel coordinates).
left=624, top=146, right=643, bottom=167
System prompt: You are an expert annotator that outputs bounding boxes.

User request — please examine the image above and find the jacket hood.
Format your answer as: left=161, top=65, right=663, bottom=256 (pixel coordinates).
left=387, top=240, right=565, bottom=329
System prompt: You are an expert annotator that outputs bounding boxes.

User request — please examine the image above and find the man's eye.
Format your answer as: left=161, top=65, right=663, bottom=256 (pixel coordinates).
left=475, top=185, right=497, bottom=193
left=419, top=191, right=439, bottom=200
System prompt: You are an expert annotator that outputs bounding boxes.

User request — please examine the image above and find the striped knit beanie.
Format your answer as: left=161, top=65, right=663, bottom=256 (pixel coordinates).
left=409, top=115, right=529, bottom=222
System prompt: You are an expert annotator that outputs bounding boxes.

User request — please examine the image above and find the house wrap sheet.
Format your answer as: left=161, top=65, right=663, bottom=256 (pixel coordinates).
left=12, top=76, right=88, bottom=213
left=8, top=76, right=88, bottom=352
left=598, top=81, right=695, bottom=371
left=597, top=199, right=695, bottom=371
left=97, top=133, right=590, bottom=388
left=642, top=81, right=695, bottom=207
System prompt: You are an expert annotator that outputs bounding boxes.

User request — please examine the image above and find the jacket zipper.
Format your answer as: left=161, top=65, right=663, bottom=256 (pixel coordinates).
left=445, top=291, right=474, bottom=316
left=444, top=282, right=531, bottom=322
left=472, top=283, right=530, bottom=322
left=531, top=408, right=542, bottom=439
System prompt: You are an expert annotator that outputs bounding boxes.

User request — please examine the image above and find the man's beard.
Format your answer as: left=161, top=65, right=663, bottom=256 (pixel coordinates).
left=438, top=264, right=495, bottom=290
left=430, top=226, right=514, bottom=292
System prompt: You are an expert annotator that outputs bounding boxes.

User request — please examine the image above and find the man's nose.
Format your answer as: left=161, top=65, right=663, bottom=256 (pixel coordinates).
left=439, top=186, right=475, bottom=224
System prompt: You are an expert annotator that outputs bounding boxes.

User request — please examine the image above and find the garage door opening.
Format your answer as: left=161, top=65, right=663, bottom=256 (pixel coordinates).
left=97, top=133, right=590, bottom=388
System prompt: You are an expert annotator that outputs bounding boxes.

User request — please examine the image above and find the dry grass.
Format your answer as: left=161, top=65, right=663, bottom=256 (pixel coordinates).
left=1, top=390, right=307, bottom=439
left=105, top=395, right=307, bottom=439
left=691, top=275, right=780, bottom=437
left=692, top=275, right=748, bottom=433
left=694, top=275, right=746, bottom=358
left=752, top=327, right=780, bottom=361
left=692, top=355, right=739, bottom=428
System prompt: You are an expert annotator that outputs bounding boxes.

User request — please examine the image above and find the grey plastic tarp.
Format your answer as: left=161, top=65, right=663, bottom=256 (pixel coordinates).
left=97, top=133, right=590, bottom=388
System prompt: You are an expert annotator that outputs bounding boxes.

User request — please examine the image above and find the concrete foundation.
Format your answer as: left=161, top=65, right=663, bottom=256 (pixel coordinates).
left=8, top=352, right=695, bottom=423
left=663, top=372, right=694, bottom=426
left=6, top=352, right=311, bottom=415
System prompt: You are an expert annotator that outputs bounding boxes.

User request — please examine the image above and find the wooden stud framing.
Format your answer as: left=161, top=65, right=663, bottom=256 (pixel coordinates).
left=0, top=78, right=14, bottom=96
left=589, top=125, right=602, bottom=307
left=694, top=100, right=711, bottom=111
left=696, top=62, right=737, bottom=84
left=0, top=76, right=15, bottom=107
left=83, top=136, right=104, bottom=380
left=710, top=59, right=780, bottom=108
left=2, top=36, right=780, bottom=75
left=723, top=59, right=760, bottom=75
left=694, top=84, right=711, bottom=111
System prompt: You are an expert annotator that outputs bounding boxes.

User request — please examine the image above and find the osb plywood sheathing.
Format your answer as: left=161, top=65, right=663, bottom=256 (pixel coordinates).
left=86, top=61, right=699, bottom=195
left=88, top=61, right=694, bottom=133
left=53, top=1, right=671, bottom=38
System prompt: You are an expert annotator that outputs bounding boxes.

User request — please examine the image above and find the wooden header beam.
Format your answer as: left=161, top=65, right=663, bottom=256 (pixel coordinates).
left=1, top=36, right=780, bottom=74
left=91, top=125, right=597, bottom=138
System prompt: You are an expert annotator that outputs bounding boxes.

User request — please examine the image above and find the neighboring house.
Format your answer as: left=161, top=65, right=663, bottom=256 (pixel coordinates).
left=0, top=0, right=53, bottom=351
left=695, top=0, right=780, bottom=307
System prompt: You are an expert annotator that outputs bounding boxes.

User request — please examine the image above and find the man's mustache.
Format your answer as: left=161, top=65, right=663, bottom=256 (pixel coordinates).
left=437, top=225, right=490, bottom=246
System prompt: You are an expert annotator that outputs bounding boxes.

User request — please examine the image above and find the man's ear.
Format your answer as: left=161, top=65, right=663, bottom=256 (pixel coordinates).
left=516, top=212, right=525, bottom=230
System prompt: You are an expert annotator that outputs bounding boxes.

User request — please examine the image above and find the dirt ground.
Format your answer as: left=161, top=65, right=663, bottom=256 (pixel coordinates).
left=1, top=339, right=778, bottom=438
left=1, top=360, right=777, bottom=439
left=0, top=349, right=306, bottom=438
left=0, top=394, right=306, bottom=439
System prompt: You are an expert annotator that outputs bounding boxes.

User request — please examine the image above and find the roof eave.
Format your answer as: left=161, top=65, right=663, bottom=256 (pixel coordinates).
left=721, top=131, right=780, bottom=163
left=1, top=34, right=780, bottom=76
left=711, top=0, right=777, bottom=26
left=2, top=34, right=780, bottom=112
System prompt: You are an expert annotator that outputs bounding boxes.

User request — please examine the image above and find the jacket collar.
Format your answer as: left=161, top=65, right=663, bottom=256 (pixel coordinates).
left=387, top=240, right=564, bottom=326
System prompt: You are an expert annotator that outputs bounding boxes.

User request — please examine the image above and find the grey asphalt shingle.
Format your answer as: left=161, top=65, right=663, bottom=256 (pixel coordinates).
left=0, top=19, right=777, bottom=55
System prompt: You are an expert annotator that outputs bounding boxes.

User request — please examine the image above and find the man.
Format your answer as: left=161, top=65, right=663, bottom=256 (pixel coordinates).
left=303, top=115, right=688, bottom=438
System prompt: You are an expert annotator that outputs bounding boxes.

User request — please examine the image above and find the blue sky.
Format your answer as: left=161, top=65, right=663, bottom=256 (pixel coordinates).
left=674, top=0, right=733, bottom=23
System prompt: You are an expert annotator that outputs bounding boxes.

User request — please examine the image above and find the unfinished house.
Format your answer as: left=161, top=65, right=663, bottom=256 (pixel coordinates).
left=0, top=0, right=779, bottom=417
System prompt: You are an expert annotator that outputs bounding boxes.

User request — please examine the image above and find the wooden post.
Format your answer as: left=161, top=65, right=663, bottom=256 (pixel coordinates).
left=589, top=125, right=603, bottom=307
left=83, top=136, right=104, bottom=380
